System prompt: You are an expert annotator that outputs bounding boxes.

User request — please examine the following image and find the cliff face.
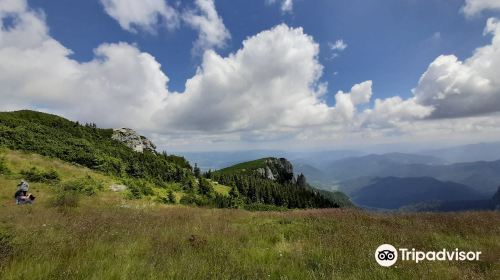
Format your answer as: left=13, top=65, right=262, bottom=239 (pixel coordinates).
left=111, top=128, right=156, bottom=153
left=256, top=158, right=295, bottom=183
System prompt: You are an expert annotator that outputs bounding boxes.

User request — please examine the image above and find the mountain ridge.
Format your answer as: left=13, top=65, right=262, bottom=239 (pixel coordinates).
left=350, top=176, right=485, bottom=209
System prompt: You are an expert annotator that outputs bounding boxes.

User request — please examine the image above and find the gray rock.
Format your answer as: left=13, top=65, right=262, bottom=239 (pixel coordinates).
left=265, top=158, right=294, bottom=176
left=255, top=158, right=295, bottom=183
left=265, top=166, right=275, bottom=180
left=109, top=184, right=127, bottom=192
left=112, top=128, right=156, bottom=153
left=256, top=168, right=265, bottom=176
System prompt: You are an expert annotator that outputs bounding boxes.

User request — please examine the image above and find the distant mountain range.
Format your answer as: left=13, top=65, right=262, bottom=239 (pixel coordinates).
left=324, top=153, right=446, bottom=181
left=349, top=177, right=485, bottom=209
left=402, top=185, right=500, bottom=212
left=329, top=155, right=500, bottom=196
left=180, top=142, right=500, bottom=170
left=180, top=150, right=363, bottom=171
left=419, top=142, right=500, bottom=163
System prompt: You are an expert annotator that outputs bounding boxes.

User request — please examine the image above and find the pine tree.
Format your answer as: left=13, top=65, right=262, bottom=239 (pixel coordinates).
left=193, top=163, right=201, bottom=178
left=199, top=178, right=213, bottom=196
left=297, top=173, right=307, bottom=188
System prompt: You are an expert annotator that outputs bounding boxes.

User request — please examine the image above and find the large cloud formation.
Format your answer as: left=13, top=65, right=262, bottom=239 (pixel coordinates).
left=156, top=25, right=336, bottom=132
left=100, top=0, right=230, bottom=52
left=412, top=18, right=500, bottom=119
left=1, top=0, right=500, bottom=148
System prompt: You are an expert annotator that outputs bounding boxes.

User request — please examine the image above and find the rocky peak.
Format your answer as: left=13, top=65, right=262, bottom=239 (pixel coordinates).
left=256, top=157, right=295, bottom=183
left=111, top=128, right=156, bottom=153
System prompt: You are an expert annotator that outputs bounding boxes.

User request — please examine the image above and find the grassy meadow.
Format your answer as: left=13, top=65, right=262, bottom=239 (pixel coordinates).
left=0, top=150, right=499, bottom=279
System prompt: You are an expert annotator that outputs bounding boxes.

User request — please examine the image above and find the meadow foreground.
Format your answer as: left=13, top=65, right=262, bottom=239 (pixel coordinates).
left=0, top=190, right=499, bottom=279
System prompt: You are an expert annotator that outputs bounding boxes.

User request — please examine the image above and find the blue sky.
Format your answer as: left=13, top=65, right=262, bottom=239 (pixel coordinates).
left=2, top=0, right=500, bottom=151
left=28, top=0, right=491, bottom=100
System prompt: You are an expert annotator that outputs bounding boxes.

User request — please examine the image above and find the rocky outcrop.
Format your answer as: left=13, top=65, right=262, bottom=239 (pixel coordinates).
left=256, top=158, right=295, bottom=183
left=256, top=166, right=276, bottom=180
left=111, top=128, right=156, bottom=153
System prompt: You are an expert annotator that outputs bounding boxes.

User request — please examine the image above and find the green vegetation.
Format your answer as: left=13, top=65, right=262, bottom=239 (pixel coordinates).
left=211, top=158, right=351, bottom=209
left=316, top=189, right=353, bottom=208
left=123, top=179, right=155, bottom=200
left=0, top=156, right=9, bottom=175
left=20, top=166, right=60, bottom=184
left=49, top=191, right=81, bottom=208
left=216, top=158, right=270, bottom=175
left=0, top=110, right=192, bottom=186
left=59, top=176, right=104, bottom=196
left=211, top=172, right=338, bottom=208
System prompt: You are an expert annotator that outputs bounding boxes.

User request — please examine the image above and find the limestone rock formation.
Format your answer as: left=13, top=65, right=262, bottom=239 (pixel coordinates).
left=111, top=128, right=156, bottom=153
left=257, top=158, right=295, bottom=183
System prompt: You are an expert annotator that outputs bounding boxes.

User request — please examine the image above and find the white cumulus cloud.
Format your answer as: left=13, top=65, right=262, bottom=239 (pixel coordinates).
left=412, top=18, right=500, bottom=118
left=100, top=0, right=229, bottom=52
left=182, top=0, right=231, bottom=52
left=462, top=0, right=500, bottom=18
left=267, top=0, right=294, bottom=14
left=333, top=81, right=372, bottom=121
left=155, top=24, right=335, bottom=133
left=100, top=0, right=179, bottom=33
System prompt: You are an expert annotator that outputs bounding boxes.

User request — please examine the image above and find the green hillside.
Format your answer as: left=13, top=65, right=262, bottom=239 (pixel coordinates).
left=212, top=157, right=353, bottom=208
left=0, top=110, right=192, bottom=185
left=216, top=158, right=270, bottom=175
left=0, top=110, right=347, bottom=210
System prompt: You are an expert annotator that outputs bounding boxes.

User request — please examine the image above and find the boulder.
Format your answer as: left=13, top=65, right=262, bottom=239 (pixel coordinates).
left=109, top=184, right=127, bottom=192
left=112, top=128, right=156, bottom=153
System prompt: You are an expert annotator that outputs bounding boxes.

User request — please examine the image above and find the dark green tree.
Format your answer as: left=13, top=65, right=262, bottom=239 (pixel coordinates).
left=297, top=173, right=307, bottom=188
left=193, top=163, right=201, bottom=178
left=198, top=178, right=214, bottom=197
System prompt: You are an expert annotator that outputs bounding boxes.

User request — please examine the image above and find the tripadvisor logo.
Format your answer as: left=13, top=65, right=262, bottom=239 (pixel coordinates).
left=375, top=244, right=482, bottom=267
left=375, top=244, right=398, bottom=267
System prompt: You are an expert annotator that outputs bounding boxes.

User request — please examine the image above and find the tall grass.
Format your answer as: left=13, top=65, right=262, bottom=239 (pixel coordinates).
left=0, top=157, right=9, bottom=175
left=0, top=149, right=499, bottom=279
left=0, top=196, right=498, bottom=279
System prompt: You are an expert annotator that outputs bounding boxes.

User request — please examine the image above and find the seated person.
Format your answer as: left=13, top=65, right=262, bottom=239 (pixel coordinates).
left=15, top=190, right=36, bottom=205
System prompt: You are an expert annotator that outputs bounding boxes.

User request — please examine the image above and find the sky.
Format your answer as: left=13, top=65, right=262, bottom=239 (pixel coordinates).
left=1, top=0, right=500, bottom=152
